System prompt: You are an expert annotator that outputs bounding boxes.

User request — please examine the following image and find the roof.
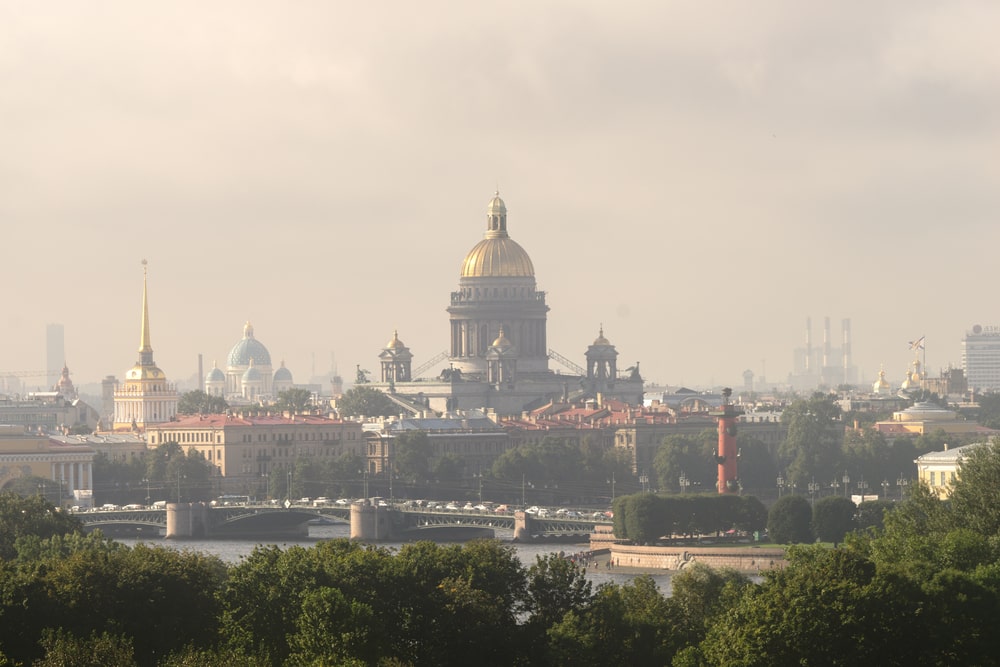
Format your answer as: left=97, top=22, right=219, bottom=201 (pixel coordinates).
left=148, top=413, right=354, bottom=429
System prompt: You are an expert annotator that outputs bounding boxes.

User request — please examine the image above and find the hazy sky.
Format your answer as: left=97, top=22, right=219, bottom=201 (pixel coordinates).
left=2, top=2, right=998, bottom=392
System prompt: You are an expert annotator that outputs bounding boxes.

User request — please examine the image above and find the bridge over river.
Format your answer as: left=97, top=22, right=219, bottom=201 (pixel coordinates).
left=75, top=503, right=609, bottom=541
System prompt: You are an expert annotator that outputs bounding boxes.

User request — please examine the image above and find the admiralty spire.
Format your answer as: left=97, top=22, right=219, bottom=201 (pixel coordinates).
left=112, top=260, right=178, bottom=430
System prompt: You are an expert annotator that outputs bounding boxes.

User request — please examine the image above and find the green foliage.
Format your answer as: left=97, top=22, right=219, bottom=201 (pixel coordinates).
left=612, top=493, right=766, bottom=543
left=698, top=547, right=924, bottom=665
left=273, top=388, right=314, bottom=413
left=778, top=393, right=843, bottom=487
left=855, top=499, right=895, bottom=532
left=652, top=431, right=716, bottom=492
left=142, top=442, right=214, bottom=503
left=177, top=390, right=229, bottom=416
left=976, top=392, right=1000, bottom=429
left=669, top=563, right=750, bottom=649
left=948, top=438, right=1000, bottom=536
left=336, top=386, right=397, bottom=418
left=812, top=495, right=856, bottom=545
left=524, top=553, right=593, bottom=631
left=491, top=435, right=631, bottom=502
left=0, top=492, right=81, bottom=560
left=393, top=430, right=433, bottom=484
left=767, top=494, right=813, bottom=544
left=221, top=538, right=526, bottom=666
left=34, top=629, right=137, bottom=667
left=547, top=576, right=678, bottom=666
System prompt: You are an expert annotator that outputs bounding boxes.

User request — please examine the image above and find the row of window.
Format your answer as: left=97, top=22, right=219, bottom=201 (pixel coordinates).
left=927, top=470, right=957, bottom=486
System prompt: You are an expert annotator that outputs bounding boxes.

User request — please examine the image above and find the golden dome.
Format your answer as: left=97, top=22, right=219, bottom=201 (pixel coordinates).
left=491, top=326, right=513, bottom=349
left=461, top=237, right=535, bottom=278
left=460, top=191, right=536, bottom=278
left=593, top=325, right=611, bottom=346
left=386, top=330, right=405, bottom=349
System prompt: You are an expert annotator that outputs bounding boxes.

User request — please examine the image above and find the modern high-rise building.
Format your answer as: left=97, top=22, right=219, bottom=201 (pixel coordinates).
left=962, top=324, right=1000, bottom=392
left=45, top=323, right=65, bottom=383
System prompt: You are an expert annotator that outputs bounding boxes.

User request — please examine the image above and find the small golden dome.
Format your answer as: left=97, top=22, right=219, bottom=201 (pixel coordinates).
left=491, top=326, right=512, bottom=349
left=386, top=330, right=405, bottom=349
left=593, top=325, right=611, bottom=346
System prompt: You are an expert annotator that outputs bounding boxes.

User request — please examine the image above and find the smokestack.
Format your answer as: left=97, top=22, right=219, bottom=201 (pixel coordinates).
left=842, top=318, right=852, bottom=384
left=805, top=317, right=812, bottom=373
left=198, top=354, right=204, bottom=393
left=823, top=316, right=831, bottom=370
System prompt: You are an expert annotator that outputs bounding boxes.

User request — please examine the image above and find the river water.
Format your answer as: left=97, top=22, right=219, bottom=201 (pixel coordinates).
left=116, top=523, right=675, bottom=594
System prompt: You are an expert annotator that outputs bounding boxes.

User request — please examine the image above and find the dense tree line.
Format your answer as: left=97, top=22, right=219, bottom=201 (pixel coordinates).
left=8, top=438, right=1000, bottom=664
left=611, top=493, right=768, bottom=545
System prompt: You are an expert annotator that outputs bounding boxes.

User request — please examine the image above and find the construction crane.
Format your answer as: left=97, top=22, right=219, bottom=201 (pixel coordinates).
left=0, top=370, right=61, bottom=379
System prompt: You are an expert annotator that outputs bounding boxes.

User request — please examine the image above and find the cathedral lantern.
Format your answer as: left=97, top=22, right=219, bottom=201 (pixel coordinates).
left=712, top=387, right=742, bottom=494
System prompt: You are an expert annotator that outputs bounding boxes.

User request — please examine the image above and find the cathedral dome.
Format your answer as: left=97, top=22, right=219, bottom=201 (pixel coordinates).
left=273, top=362, right=293, bottom=383
left=206, top=364, right=225, bottom=383
left=228, top=322, right=272, bottom=367
left=460, top=192, right=535, bottom=278
left=243, top=359, right=262, bottom=383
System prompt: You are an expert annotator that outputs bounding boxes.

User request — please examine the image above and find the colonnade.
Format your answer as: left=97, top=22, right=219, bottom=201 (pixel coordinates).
left=51, top=460, right=92, bottom=492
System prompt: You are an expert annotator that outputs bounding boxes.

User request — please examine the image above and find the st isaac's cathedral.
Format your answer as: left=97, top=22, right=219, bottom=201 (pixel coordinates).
left=367, top=192, right=644, bottom=416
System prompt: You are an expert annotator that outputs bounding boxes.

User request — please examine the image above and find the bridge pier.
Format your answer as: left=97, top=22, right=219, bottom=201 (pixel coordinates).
left=165, top=502, right=209, bottom=539
left=513, top=510, right=533, bottom=541
left=350, top=501, right=393, bottom=541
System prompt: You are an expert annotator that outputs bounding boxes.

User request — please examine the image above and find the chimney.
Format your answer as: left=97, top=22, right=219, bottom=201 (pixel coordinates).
left=823, top=316, right=831, bottom=372
left=842, top=318, right=852, bottom=384
left=805, top=317, right=812, bottom=373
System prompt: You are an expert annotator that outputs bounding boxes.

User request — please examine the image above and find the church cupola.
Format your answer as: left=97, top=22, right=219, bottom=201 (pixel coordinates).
left=486, top=326, right=518, bottom=388
left=379, top=330, right=413, bottom=384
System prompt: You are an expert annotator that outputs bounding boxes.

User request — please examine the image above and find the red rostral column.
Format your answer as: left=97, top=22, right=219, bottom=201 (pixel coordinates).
left=713, top=387, right=742, bottom=494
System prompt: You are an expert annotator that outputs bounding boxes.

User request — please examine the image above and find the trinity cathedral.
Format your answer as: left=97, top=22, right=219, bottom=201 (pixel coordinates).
left=368, top=192, right=644, bottom=416
left=204, top=322, right=295, bottom=403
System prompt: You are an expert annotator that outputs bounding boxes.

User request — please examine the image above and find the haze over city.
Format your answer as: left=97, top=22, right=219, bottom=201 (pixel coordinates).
left=2, top=2, right=997, bottom=391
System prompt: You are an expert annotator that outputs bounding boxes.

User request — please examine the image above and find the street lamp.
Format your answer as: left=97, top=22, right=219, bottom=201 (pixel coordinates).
left=679, top=472, right=690, bottom=494
left=607, top=472, right=616, bottom=502
left=176, top=473, right=185, bottom=503
left=639, top=472, right=649, bottom=493
left=881, top=479, right=890, bottom=499
left=856, top=477, right=869, bottom=498
left=776, top=474, right=785, bottom=498
left=142, top=478, right=150, bottom=506
left=897, top=475, right=909, bottom=500
left=842, top=472, right=851, bottom=498
left=261, top=473, right=269, bottom=501
left=830, top=477, right=840, bottom=496
left=808, top=478, right=820, bottom=506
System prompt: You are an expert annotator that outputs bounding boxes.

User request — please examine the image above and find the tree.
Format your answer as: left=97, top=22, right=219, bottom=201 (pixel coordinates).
left=394, top=430, right=433, bottom=484
left=778, top=393, right=844, bottom=487
left=812, top=495, right=856, bottom=546
left=696, top=547, right=925, bottom=666
left=274, top=388, right=313, bottom=413
left=947, top=438, right=1000, bottom=536
left=547, top=576, right=678, bottom=666
left=767, top=494, right=813, bottom=544
left=0, top=492, right=81, bottom=560
left=177, top=390, right=229, bottom=415
left=336, top=386, right=397, bottom=418
left=652, top=431, right=715, bottom=493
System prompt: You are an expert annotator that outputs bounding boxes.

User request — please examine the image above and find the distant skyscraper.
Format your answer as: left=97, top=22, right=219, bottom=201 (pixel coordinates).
left=46, top=323, right=65, bottom=382
left=962, top=324, right=1000, bottom=392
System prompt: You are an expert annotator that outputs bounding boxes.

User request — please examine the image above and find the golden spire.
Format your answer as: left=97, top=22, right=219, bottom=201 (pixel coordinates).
left=138, top=259, right=153, bottom=362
